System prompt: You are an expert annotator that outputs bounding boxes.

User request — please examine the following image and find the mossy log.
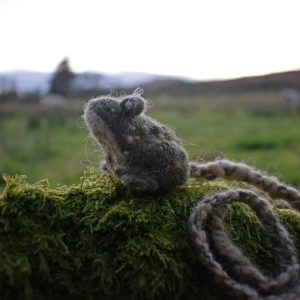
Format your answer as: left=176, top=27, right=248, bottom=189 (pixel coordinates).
left=1, top=170, right=300, bottom=300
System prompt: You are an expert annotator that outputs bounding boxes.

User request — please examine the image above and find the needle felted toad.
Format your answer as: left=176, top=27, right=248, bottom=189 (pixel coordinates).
left=83, top=89, right=189, bottom=191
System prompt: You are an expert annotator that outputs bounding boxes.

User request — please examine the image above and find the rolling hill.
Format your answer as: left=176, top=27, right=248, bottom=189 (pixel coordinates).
left=0, top=69, right=299, bottom=96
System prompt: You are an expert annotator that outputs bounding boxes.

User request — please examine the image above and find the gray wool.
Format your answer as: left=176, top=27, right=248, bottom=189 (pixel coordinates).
left=83, top=90, right=189, bottom=191
left=84, top=91, right=300, bottom=299
left=190, top=160, right=300, bottom=300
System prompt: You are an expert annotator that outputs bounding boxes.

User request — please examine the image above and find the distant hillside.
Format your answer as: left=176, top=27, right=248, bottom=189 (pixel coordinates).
left=0, top=69, right=299, bottom=96
left=0, top=71, right=179, bottom=93
left=72, top=72, right=175, bottom=92
left=141, top=70, right=300, bottom=97
left=0, top=71, right=51, bottom=93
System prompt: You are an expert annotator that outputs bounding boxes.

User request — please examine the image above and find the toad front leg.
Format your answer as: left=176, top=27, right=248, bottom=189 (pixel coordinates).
left=115, top=167, right=159, bottom=191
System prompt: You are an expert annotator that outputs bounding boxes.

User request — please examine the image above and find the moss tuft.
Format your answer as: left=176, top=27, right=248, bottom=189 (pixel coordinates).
left=1, top=171, right=300, bottom=300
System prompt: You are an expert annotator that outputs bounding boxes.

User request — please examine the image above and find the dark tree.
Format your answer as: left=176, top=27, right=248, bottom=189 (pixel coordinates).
left=49, top=58, right=74, bottom=96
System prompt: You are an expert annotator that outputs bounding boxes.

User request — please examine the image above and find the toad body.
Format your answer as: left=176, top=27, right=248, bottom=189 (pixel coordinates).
left=83, top=93, right=189, bottom=191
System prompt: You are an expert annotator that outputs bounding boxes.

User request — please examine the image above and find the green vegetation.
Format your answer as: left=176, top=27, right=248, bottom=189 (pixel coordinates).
left=1, top=171, right=300, bottom=300
left=1, top=104, right=299, bottom=191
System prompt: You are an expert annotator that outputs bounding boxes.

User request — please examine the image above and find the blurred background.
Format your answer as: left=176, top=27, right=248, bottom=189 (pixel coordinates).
left=1, top=0, right=300, bottom=191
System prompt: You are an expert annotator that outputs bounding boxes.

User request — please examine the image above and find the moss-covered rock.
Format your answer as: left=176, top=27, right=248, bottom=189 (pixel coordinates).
left=0, top=170, right=300, bottom=300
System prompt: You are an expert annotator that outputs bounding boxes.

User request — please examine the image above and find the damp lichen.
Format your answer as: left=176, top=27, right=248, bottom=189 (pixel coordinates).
left=1, top=170, right=300, bottom=300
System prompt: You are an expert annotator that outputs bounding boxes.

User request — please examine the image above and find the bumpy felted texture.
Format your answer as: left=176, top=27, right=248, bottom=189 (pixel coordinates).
left=1, top=170, right=300, bottom=300
left=83, top=90, right=189, bottom=191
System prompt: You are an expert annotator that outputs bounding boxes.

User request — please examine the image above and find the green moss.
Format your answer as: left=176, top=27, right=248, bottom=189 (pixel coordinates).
left=1, top=171, right=300, bottom=300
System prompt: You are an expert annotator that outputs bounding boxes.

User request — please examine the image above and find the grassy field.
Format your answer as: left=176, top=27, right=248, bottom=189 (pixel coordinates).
left=155, top=110, right=300, bottom=186
left=1, top=100, right=300, bottom=192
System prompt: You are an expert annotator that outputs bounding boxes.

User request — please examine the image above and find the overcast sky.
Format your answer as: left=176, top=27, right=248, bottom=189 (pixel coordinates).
left=0, top=0, right=299, bottom=80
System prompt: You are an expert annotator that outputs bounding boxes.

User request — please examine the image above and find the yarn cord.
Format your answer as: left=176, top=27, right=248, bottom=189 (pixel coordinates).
left=189, top=160, right=300, bottom=300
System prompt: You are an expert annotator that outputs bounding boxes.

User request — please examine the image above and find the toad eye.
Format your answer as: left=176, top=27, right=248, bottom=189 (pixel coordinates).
left=124, top=99, right=133, bottom=110
left=120, top=96, right=145, bottom=117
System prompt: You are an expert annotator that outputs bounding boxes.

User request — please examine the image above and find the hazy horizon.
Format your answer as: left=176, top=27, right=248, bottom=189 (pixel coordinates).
left=2, top=67, right=300, bottom=82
